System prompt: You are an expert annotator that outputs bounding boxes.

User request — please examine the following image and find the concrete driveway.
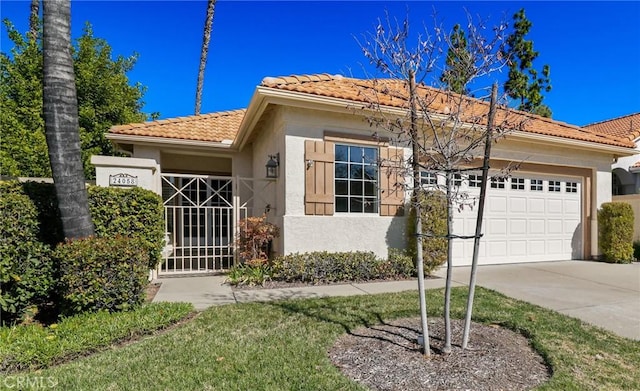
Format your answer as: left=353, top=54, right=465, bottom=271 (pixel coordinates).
left=435, top=260, right=640, bottom=340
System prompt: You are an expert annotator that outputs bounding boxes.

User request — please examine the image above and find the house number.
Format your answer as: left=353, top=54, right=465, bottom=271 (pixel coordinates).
left=109, top=173, right=138, bottom=187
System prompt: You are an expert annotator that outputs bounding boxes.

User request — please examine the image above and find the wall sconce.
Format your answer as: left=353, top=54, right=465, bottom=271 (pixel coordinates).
left=266, top=153, right=279, bottom=178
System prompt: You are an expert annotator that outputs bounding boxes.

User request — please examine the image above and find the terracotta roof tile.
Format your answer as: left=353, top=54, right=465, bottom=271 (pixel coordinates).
left=260, top=74, right=635, bottom=149
left=109, top=74, right=635, bottom=149
left=110, top=109, right=246, bottom=142
left=584, top=113, right=640, bottom=141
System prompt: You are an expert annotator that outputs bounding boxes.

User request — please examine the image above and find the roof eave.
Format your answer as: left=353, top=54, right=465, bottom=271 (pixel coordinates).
left=107, top=133, right=236, bottom=151
left=510, top=130, right=636, bottom=156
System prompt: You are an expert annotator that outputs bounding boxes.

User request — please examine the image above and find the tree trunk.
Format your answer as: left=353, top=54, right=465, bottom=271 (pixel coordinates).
left=29, top=0, right=39, bottom=43
left=443, top=169, right=453, bottom=354
left=409, top=70, right=431, bottom=357
left=43, top=0, right=94, bottom=240
left=462, top=82, right=498, bottom=349
left=195, top=0, right=216, bottom=115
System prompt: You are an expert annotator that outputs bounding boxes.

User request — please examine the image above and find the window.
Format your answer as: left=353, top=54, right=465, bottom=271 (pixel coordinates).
left=530, top=179, right=543, bottom=191
left=548, top=180, right=561, bottom=192
left=420, top=171, right=437, bottom=187
left=454, top=173, right=464, bottom=187
left=490, top=177, right=505, bottom=189
left=511, top=177, right=525, bottom=190
left=566, top=182, right=578, bottom=193
left=335, top=144, right=378, bottom=213
left=468, top=174, right=482, bottom=188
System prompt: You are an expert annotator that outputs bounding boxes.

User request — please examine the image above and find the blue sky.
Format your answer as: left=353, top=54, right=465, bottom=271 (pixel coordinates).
left=1, top=1, right=639, bottom=126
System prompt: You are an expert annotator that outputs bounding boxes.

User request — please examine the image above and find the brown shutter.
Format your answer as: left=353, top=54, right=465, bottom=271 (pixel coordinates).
left=305, top=140, right=334, bottom=215
left=379, top=146, right=405, bottom=216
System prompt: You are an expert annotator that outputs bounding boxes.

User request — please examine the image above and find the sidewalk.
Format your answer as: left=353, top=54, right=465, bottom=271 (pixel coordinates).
left=152, top=275, right=456, bottom=311
left=152, top=261, right=640, bottom=340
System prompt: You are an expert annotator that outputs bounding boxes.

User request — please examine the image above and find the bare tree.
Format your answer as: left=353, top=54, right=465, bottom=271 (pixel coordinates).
left=42, top=0, right=94, bottom=239
left=195, top=0, right=216, bottom=115
left=357, top=11, right=519, bottom=355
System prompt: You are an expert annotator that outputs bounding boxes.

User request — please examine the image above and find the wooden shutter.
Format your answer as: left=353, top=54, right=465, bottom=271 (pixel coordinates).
left=305, top=140, right=334, bottom=215
left=379, top=146, right=405, bottom=216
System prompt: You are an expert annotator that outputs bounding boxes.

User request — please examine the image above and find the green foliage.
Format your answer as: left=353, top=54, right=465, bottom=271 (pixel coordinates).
left=440, top=24, right=474, bottom=95
left=0, top=185, right=54, bottom=325
left=271, top=251, right=416, bottom=284
left=406, top=190, right=448, bottom=275
left=502, top=8, right=552, bottom=117
left=1, top=19, right=149, bottom=179
left=598, top=202, right=634, bottom=263
left=53, top=236, right=150, bottom=316
left=88, top=186, right=164, bottom=268
left=0, top=302, right=193, bottom=373
left=226, top=262, right=273, bottom=287
left=633, top=240, right=640, bottom=261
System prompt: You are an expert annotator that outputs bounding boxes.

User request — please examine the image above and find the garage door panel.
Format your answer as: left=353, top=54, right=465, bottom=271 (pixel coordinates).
left=452, top=174, right=582, bottom=266
left=547, top=199, right=563, bottom=213
left=510, top=219, right=527, bottom=234
left=530, top=219, right=546, bottom=234
left=528, top=198, right=545, bottom=213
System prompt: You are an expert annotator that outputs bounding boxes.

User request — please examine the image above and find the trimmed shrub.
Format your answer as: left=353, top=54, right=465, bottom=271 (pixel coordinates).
left=88, top=186, right=164, bottom=269
left=0, top=187, right=54, bottom=325
left=406, top=190, right=448, bottom=275
left=53, top=236, right=149, bottom=315
left=598, top=202, right=634, bottom=263
left=271, top=251, right=415, bottom=284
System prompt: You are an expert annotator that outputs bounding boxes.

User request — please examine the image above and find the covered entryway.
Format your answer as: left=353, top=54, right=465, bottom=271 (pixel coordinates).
left=452, top=174, right=582, bottom=266
left=159, top=173, right=277, bottom=275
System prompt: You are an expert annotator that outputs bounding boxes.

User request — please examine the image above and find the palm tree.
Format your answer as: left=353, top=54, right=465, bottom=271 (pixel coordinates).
left=42, top=0, right=94, bottom=239
left=194, top=0, right=216, bottom=115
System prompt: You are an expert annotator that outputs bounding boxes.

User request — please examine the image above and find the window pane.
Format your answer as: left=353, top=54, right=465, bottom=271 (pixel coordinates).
left=335, top=163, right=348, bottom=178
left=363, top=148, right=377, bottom=164
left=364, top=165, right=377, bottom=180
left=364, top=181, right=376, bottom=196
left=350, top=181, right=363, bottom=196
left=350, top=198, right=363, bottom=213
left=364, top=198, right=376, bottom=213
left=349, top=146, right=362, bottom=163
left=351, top=165, right=363, bottom=179
left=336, top=197, right=348, bottom=212
left=335, top=180, right=348, bottom=195
left=335, top=145, right=348, bottom=162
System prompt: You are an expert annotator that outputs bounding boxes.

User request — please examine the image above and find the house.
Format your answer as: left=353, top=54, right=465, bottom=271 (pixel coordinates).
left=584, top=113, right=640, bottom=195
left=93, top=74, right=636, bottom=276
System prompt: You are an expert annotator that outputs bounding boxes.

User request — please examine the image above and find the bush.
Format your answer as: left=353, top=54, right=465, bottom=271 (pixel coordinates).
left=634, top=241, right=640, bottom=261
left=271, top=251, right=415, bottom=284
left=88, top=186, right=164, bottom=269
left=0, top=187, right=54, bottom=325
left=598, top=202, right=634, bottom=263
left=54, top=236, right=150, bottom=315
left=237, top=215, right=280, bottom=263
left=406, top=190, right=448, bottom=274
left=226, top=262, right=272, bottom=287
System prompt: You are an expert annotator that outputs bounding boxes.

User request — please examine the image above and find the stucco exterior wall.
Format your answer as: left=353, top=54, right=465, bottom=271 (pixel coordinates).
left=272, top=106, right=617, bottom=259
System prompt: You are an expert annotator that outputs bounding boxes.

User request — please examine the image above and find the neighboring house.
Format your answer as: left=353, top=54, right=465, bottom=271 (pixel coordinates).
left=584, top=113, right=640, bottom=195
left=97, top=74, right=636, bottom=276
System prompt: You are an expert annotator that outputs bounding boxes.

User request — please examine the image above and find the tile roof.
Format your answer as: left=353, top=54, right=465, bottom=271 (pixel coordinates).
left=260, top=74, right=635, bottom=148
left=583, top=113, right=640, bottom=141
left=108, top=74, right=634, bottom=149
left=109, top=109, right=246, bottom=143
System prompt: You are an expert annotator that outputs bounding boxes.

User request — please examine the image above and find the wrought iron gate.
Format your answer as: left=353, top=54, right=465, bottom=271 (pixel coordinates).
left=161, top=174, right=241, bottom=274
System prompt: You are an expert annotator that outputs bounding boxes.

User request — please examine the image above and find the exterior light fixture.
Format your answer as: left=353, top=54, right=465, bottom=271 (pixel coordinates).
left=266, top=153, right=279, bottom=179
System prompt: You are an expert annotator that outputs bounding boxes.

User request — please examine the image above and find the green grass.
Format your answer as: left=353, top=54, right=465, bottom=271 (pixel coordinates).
left=2, top=287, right=639, bottom=390
left=0, top=302, right=194, bottom=374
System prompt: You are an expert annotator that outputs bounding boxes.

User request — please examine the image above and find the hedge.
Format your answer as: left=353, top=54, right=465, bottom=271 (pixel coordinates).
left=0, top=187, right=54, bottom=325
left=598, top=202, right=634, bottom=263
left=406, top=190, right=448, bottom=275
left=54, top=236, right=150, bottom=315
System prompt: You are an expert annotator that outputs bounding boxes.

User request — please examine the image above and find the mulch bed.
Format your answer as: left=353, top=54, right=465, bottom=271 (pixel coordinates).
left=329, top=317, right=550, bottom=390
left=229, top=277, right=431, bottom=291
left=145, top=282, right=162, bottom=302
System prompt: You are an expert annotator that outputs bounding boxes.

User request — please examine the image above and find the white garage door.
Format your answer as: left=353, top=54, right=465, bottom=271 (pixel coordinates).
left=451, top=174, right=582, bottom=266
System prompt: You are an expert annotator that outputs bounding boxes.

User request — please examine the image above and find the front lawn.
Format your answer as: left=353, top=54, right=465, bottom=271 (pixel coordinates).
left=4, top=287, right=639, bottom=390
